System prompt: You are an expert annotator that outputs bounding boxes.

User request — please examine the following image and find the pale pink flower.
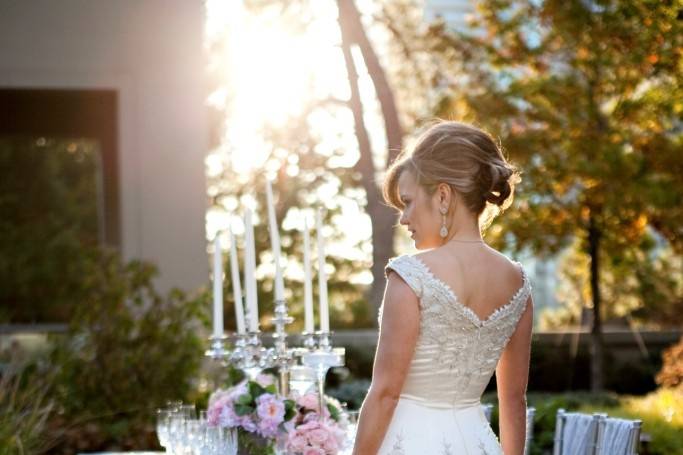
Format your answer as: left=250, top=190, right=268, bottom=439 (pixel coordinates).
left=297, top=393, right=319, bottom=411
left=308, top=427, right=329, bottom=446
left=255, top=373, right=276, bottom=388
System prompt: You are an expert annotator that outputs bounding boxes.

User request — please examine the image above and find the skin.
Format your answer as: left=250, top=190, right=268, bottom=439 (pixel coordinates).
left=352, top=170, right=534, bottom=455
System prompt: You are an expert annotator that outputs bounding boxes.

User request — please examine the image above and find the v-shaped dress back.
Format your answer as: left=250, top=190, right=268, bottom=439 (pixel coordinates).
left=375, top=254, right=533, bottom=455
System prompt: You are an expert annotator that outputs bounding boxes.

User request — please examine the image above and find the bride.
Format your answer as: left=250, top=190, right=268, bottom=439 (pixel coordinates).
left=351, top=121, right=533, bottom=455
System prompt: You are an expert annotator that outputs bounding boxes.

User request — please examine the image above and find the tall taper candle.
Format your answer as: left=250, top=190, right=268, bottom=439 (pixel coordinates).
left=229, top=226, right=246, bottom=334
left=212, top=234, right=224, bottom=338
left=303, top=217, right=314, bottom=333
left=244, top=208, right=259, bottom=331
left=316, top=208, right=329, bottom=332
left=265, top=180, right=285, bottom=301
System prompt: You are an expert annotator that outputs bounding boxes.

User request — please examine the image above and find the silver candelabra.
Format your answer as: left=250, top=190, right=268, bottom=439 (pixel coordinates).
left=205, top=297, right=344, bottom=404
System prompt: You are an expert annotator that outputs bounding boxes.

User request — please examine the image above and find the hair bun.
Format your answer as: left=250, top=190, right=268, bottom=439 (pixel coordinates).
left=484, top=164, right=513, bottom=206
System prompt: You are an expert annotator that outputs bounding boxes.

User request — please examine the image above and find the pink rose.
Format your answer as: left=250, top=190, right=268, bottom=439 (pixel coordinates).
left=303, top=448, right=325, bottom=455
left=308, top=428, right=329, bottom=446
left=297, top=420, right=319, bottom=432
left=297, top=393, right=319, bottom=411
left=303, top=412, right=319, bottom=423
left=287, top=434, right=308, bottom=452
left=255, top=373, right=276, bottom=388
left=323, top=432, right=339, bottom=452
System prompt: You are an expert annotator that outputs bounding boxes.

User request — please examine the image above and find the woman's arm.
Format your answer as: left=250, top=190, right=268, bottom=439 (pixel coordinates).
left=351, top=271, right=420, bottom=455
left=495, top=293, right=534, bottom=455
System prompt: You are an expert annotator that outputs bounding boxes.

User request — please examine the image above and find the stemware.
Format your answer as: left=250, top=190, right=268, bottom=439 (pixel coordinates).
left=156, top=408, right=172, bottom=450
left=289, top=365, right=317, bottom=396
left=302, top=347, right=345, bottom=420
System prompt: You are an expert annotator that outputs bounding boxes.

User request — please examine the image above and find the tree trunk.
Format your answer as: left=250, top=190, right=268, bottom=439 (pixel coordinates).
left=336, top=0, right=403, bottom=166
left=588, top=213, right=604, bottom=392
left=337, top=0, right=403, bottom=322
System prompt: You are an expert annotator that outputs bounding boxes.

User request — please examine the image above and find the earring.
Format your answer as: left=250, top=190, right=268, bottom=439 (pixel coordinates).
left=439, top=206, right=448, bottom=238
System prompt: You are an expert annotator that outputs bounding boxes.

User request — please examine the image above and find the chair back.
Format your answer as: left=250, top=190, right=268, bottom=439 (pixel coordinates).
left=553, top=408, right=602, bottom=455
left=596, top=415, right=642, bottom=455
left=524, top=406, right=535, bottom=455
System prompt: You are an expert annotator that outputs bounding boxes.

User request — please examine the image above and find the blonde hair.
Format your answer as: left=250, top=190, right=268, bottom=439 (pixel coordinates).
left=382, top=120, right=520, bottom=227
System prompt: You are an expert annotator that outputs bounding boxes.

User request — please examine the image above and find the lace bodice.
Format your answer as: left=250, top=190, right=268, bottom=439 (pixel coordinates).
left=380, top=254, right=533, bottom=408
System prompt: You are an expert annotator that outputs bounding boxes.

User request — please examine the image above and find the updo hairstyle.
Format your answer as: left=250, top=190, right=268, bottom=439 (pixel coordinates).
left=382, top=121, right=520, bottom=225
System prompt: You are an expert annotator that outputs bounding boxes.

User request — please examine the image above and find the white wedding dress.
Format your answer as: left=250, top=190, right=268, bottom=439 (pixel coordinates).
left=376, top=254, right=533, bottom=455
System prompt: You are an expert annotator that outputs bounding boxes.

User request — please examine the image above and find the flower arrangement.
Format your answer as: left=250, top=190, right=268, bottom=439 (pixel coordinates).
left=283, top=392, right=348, bottom=455
left=208, top=374, right=296, bottom=455
left=208, top=375, right=350, bottom=455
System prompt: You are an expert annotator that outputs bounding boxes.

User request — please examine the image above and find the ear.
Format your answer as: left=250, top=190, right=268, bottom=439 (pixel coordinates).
left=437, top=183, right=451, bottom=206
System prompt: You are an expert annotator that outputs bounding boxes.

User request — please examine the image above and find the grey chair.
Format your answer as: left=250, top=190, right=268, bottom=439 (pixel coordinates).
left=596, top=415, right=642, bottom=455
left=553, top=408, right=602, bottom=455
left=525, top=406, right=535, bottom=455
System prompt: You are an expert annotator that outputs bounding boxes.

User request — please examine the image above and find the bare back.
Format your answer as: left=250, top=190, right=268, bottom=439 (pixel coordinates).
left=414, top=244, right=525, bottom=324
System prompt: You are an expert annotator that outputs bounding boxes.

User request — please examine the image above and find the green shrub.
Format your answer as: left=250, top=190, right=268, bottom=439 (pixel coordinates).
left=47, top=249, right=209, bottom=452
left=482, top=390, right=683, bottom=455
left=0, top=351, right=54, bottom=455
left=327, top=379, right=370, bottom=410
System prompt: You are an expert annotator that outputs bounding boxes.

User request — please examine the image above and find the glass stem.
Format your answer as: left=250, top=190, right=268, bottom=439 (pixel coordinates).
left=317, top=367, right=327, bottom=422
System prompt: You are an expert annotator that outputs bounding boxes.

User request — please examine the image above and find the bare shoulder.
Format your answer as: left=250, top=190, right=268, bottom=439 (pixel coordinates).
left=413, top=246, right=524, bottom=289
left=487, top=247, right=526, bottom=286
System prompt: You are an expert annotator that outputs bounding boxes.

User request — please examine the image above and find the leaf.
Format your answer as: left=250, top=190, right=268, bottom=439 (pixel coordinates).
left=326, top=401, right=341, bottom=421
left=283, top=400, right=296, bottom=421
left=236, top=393, right=253, bottom=406
left=248, top=381, right=266, bottom=399
left=234, top=403, right=254, bottom=416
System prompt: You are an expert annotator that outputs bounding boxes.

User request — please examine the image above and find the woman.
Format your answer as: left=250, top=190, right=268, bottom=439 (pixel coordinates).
left=352, top=121, right=534, bottom=455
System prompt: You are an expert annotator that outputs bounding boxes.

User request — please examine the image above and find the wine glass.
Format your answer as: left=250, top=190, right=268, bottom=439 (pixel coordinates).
left=156, top=408, right=172, bottom=450
left=289, top=365, right=317, bottom=396
left=302, top=347, right=345, bottom=421
left=216, top=427, right=238, bottom=455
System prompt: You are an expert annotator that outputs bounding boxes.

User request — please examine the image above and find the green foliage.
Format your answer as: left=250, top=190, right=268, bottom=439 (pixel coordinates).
left=0, top=137, right=102, bottom=322
left=578, top=389, right=683, bottom=455
left=48, top=248, right=209, bottom=451
left=327, top=379, right=371, bottom=411
left=423, top=0, right=683, bottom=327
left=482, top=390, right=683, bottom=455
left=236, top=431, right=274, bottom=455
left=0, top=352, right=54, bottom=455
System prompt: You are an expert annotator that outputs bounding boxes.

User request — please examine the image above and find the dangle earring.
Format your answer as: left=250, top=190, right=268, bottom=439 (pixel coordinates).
left=439, top=206, right=448, bottom=238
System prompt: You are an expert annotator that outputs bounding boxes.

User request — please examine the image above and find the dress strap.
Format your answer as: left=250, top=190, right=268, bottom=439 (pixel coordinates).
left=384, top=254, right=424, bottom=299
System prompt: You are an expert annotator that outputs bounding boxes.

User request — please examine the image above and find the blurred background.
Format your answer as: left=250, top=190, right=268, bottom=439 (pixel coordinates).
left=0, top=0, right=681, bottom=453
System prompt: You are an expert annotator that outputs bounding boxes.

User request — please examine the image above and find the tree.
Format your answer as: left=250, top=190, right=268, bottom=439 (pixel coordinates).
left=336, top=0, right=404, bottom=316
left=426, top=0, right=683, bottom=390
left=206, top=0, right=426, bottom=325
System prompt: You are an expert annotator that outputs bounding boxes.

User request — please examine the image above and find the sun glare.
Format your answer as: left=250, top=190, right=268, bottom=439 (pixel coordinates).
left=205, top=0, right=349, bottom=174
left=204, top=1, right=377, bottom=281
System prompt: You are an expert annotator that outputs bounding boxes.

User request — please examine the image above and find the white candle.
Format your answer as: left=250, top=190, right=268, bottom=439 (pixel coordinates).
left=265, top=179, right=285, bottom=301
left=303, top=217, right=314, bottom=333
left=212, top=234, right=224, bottom=338
left=229, top=226, right=246, bottom=334
left=316, top=208, right=329, bottom=332
left=244, top=208, right=259, bottom=331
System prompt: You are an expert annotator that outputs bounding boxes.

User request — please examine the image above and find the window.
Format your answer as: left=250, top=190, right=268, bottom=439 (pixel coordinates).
left=0, top=89, right=119, bottom=322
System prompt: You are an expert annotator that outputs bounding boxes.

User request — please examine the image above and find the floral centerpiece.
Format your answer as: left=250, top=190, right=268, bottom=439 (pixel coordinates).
left=208, top=374, right=296, bottom=455
left=208, top=374, right=350, bottom=455
left=283, top=392, right=348, bottom=455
